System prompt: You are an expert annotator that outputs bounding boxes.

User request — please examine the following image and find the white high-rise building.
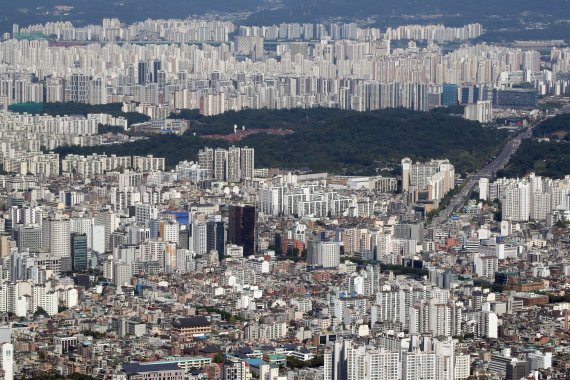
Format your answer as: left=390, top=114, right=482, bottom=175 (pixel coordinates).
left=401, top=158, right=455, bottom=204
left=530, top=191, right=551, bottom=221
left=346, top=344, right=401, bottom=380
left=32, top=285, right=58, bottom=316
left=191, top=221, right=208, bottom=255
left=372, top=289, right=400, bottom=325
left=227, top=146, right=241, bottom=182
left=0, top=343, right=13, bottom=380
left=214, top=148, right=228, bottom=181
left=95, top=211, right=117, bottom=252
left=428, top=299, right=452, bottom=337
left=307, top=241, right=340, bottom=268
left=474, top=253, right=498, bottom=279
left=480, top=302, right=498, bottom=339
left=92, top=225, right=106, bottom=254
left=240, top=146, right=255, bottom=179
left=464, top=100, right=492, bottom=123
left=502, top=182, right=530, bottom=222
left=113, top=261, right=133, bottom=287
left=159, top=221, right=179, bottom=244
left=200, top=146, right=255, bottom=182
left=479, top=178, right=489, bottom=201
left=365, top=349, right=401, bottom=380
left=197, top=147, right=214, bottom=178
left=401, top=157, right=412, bottom=192
left=490, top=174, right=570, bottom=222
left=527, top=350, right=553, bottom=371
left=329, top=340, right=402, bottom=380
left=476, top=100, right=493, bottom=123
left=48, top=217, right=71, bottom=258
left=402, top=350, right=436, bottom=380
left=135, top=204, right=158, bottom=226
left=454, top=353, right=471, bottom=379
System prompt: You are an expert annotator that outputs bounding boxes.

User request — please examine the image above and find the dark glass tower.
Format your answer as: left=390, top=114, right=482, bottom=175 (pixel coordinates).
left=71, top=233, right=88, bottom=272
left=227, top=205, right=256, bottom=256
left=207, top=221, right=225, bottom=261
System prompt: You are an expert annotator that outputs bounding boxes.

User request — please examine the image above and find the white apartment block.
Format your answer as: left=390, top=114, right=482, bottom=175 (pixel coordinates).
left=483, top=174, right=570, bottom=222
left=401, top=158, right=455, bottom=205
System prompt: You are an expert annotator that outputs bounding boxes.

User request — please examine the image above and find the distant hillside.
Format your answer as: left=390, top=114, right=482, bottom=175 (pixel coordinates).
left=246, top=0, right=570, bottom=26
left=497, top=139, right=570, bottom=179
left=532, top=113, right=570, bottom=140
left=498, top=114, right=570, bottom=179
left=54, top=108, right=508, bottom=175
left=0, top=0, right=265, bottom=34
left=2, top=0, right=570, bottom=41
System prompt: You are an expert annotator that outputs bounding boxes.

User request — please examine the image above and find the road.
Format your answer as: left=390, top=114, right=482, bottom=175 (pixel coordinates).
left=431, top=123, right=535, bottom=226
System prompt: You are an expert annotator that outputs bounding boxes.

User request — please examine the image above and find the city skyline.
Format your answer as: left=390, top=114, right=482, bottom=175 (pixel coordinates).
left=0, top=4, right=568, bottom=380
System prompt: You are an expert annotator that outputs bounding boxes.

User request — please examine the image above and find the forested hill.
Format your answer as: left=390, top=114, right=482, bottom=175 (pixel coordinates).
left=497, top=114, right=570, bottom=179
left=532, top=113, right=570, bottom=140
left=246, top=0, right=570, bottom=27
left=3, top=0, right=570, bottom=40
left=55, top=108, right=508, bottom=175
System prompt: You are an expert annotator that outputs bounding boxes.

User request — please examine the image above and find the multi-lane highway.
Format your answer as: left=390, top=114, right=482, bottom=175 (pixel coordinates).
left=431, top=122, right=536, bottom=226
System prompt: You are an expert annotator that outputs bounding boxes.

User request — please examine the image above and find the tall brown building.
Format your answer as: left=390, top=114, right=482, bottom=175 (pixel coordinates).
left=227, top=205, right=256, bottom=256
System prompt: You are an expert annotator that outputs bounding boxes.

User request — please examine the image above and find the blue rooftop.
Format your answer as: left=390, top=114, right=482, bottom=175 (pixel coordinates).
left=123, top=362, right=181, bottom=374
left=245, top=358, right=267, bottom=368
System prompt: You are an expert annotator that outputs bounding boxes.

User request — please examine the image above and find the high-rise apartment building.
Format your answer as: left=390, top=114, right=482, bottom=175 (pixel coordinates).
left=214, top=148, right=228, bottom=181
left=198, top=146, right=255, bottom=182
left=197, top=147, right=214, bottom=178
left=48, top=217, right=71, bottom=258
left=502, top=182, right=530, bottom=222
left=401, top=158, right=455, bottom=205
left=307, top=240, right=340, bottom=269
left=240, top=146, right=255, bottom=180
left=191, top=221, right=208, bottom=255
left=66, top=73, right=89, bottom=103
left=0, top=343, right=13, bottom=380
left=227, top=146, right=241, bottom=182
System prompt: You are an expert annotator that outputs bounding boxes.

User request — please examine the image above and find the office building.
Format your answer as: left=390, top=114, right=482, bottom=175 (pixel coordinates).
left=12, top=225, right=42, bottom=252
left=71, top=233, right=88, bottom=272
left=207, top=220, right=225, bottom=261
left=228, top=205, right=256, bottom=256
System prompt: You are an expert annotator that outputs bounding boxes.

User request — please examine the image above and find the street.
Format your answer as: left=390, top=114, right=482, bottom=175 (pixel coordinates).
left=431, top=122, right=536, bottom=226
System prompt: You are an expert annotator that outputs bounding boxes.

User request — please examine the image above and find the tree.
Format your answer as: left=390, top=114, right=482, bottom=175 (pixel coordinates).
left=213, top=353, right=224, bottom=363
left=81, top=330, right=106, bottom=339
left=54, top=108, right=508, bottom=175
left=308, top=355, right=324, bottom=367
left=98, top=124, right=125, bottom=135
left=34, top=307, right=49, bottom=318
left=286, top=356, right=304, bottom=368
